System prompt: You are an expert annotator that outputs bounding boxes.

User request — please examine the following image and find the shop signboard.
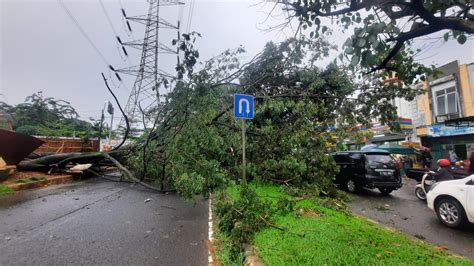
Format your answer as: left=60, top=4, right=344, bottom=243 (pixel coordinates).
left=427, top=124, right=474, bottom=137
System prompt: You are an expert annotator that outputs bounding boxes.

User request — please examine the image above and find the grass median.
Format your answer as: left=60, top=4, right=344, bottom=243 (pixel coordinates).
left=0, top=185, right=14, bottom=196
left=215, top=183, right=471, bottom=265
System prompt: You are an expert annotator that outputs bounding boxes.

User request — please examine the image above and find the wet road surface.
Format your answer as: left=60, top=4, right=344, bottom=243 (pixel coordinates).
left=349, top=177, right=474, bottom=259
left=0, top=178, right=208, bottom=265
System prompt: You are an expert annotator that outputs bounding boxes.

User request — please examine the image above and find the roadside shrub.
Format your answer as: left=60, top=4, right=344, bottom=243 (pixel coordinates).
left=214, top=187, right=272, bottom=255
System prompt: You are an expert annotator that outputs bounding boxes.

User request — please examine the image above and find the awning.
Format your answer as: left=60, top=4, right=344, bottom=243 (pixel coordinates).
left=370, top=133, right=406, bottom=144
left=377, top=143, right=415, bottom=155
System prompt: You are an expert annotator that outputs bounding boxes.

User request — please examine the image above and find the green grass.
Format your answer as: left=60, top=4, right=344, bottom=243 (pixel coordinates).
left=14, top=176, right=47, bottom=184
left=213, top=229, right=244, bottom=266
left=222, top=183, right=472, bottom=265
left=0, top=185, right=14, bottom=196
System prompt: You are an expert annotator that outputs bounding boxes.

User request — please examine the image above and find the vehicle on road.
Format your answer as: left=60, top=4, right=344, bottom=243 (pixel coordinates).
left=415, top=159, right=454, bottom=201
left=415, top=173, right=436, bottom=200
left=332, top=150, right=402, bottom=195
left=427, top=175, right=474, bottom=228
left=406, top=167, right=468, bottom=182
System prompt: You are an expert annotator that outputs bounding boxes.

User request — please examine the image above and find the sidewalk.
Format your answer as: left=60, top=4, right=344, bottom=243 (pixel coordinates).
left=1, top=169, right=74, bottom=192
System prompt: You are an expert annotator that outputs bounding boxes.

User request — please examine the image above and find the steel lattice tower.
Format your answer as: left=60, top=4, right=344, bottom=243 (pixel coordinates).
left=117, top=0, right=182, bottom=130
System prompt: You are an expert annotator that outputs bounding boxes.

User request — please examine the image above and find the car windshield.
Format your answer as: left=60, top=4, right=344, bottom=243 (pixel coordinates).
left=366, top=154, right=393, bottom=165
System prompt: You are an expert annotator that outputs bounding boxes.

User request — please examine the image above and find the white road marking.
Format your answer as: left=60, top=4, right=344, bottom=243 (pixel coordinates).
left=208, top=197, right=214, bottom=264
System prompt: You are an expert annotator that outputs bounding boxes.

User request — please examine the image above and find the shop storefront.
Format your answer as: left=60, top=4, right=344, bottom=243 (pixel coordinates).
left=420, top=124, right=474, bottom=169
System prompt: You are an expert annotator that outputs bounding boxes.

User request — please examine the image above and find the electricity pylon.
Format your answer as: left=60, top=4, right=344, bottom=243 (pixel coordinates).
left=116, top=0, right=182, bottom=131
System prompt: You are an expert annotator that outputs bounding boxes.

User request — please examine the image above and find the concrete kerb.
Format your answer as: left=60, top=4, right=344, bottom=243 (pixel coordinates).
left=5, top=174, right=74, bottom=191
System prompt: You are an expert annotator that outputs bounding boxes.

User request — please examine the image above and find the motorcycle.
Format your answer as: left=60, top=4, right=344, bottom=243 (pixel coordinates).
left=415, top=172, right=436, bottom=201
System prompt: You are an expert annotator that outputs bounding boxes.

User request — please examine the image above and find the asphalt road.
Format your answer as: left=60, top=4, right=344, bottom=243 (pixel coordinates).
left=0, top=178, right=209, bottom=265
left=349, top=177, right=474, bottom=259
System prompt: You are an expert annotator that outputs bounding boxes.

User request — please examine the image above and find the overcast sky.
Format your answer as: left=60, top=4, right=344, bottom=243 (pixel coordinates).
left=1, top=0, right=473, bottom=125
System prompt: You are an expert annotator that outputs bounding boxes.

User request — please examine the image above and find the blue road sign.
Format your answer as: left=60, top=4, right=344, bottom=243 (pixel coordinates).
left=234, top=94, right=254, bottom=119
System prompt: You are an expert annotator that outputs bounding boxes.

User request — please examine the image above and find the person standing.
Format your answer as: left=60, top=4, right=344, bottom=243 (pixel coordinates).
left=449, top=150, right=459, bottom=165
left=421, top=148, right=433, bottom=169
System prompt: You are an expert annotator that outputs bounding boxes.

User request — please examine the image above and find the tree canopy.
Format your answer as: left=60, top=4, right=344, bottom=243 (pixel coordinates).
left=123, top=34, right=418, bottom=198
left=277, top=0, right=474, bottom=83
left=0, top=92, right=101, bottom=138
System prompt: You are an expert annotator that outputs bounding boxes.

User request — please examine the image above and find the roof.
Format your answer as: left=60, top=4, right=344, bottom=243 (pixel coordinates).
left=334, top=150, right=390, bottom=155
left=370, top=133, right=406, bottom=143
left=377, top=143, right=415, bottom=155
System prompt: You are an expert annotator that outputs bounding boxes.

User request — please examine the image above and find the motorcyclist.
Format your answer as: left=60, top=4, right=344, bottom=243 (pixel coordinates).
left=428, top=159, right=454, bottom=182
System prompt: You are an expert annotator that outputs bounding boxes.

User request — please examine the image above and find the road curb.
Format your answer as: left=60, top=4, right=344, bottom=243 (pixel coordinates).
left=5, top=174, right=74, bottom=191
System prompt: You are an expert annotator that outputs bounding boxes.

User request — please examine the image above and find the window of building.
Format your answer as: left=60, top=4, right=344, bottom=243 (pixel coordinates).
left=432, top=80, right=459, bottom=116
left=435, top=87, right=458, bottom=115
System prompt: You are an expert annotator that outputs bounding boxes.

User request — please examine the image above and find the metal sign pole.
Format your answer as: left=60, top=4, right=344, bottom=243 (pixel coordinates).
left=234, top=94, right=253, bottom=187
left=242, top=118, right=247, bottom=186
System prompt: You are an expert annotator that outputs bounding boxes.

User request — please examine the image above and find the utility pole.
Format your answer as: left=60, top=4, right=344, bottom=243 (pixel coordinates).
left=107, top=101, right=114, bottom=145
left=98, top=101, right=107, bottom=140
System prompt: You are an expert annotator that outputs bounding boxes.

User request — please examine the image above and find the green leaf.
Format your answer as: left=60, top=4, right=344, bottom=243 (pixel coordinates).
left=457, top=34, right=467, bottom=44
left=314, top=17, right=321, bottom=25
left=338, top=53, right=344, bottom=61
left=368, top=35, right=377, bottom=44
left=373, top=40, right=380, bottom=49
left=350, top=55, right=360, bottom=67
left=357, top=38, right=366, bottom=48
left=362, top=51, right=376, bottom=66
left=345, top=46, right=354, bottom=55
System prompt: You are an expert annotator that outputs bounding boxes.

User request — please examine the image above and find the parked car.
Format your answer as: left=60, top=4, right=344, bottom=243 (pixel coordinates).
left=426, top=175, right=474, bottom=228
left=332, top=151, right=402, bottom=194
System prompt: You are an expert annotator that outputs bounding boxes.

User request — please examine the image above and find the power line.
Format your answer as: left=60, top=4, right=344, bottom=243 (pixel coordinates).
left=99, top=0, right=120, bottom=37
left=186, top=0, right=195, bottom=33
left=58, top=0, right=111, bottom=66
left=178, top=0, right=185, bottom=25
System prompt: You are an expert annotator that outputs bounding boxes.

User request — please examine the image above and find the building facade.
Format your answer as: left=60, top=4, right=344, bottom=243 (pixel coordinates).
left=415, top=60, right=474, bottom=164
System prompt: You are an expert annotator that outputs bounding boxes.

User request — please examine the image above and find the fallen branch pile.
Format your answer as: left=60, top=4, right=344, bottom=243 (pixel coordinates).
left=16, top=149, right=172, bottom=193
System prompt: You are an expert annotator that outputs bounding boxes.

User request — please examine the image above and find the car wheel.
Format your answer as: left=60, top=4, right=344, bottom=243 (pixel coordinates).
left=435, top=198, right=467, bottom=228
left=415, top=187, right=426, bottom=201
left=346, top=179, right=359, bottom=193
left=379, top=188, right=393, bottom=195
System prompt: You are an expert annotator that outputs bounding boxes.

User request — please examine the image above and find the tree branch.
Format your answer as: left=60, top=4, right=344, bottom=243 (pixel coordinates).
left=410, top=0, right=474, bottom=33
left=309, top=0, right=372, bottom=17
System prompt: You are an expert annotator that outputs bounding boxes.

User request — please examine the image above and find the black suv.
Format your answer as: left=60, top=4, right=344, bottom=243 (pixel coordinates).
left=332, top=150, right=402, bottom=195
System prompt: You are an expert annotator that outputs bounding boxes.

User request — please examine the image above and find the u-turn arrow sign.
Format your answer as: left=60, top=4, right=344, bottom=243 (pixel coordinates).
left=234, top=94, right=254, bottom=119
